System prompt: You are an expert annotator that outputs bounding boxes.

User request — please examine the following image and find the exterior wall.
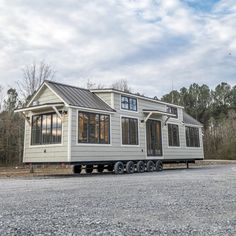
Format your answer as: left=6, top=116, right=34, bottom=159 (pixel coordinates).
left=23, top=88, right=204, bottom=164
left=70, top=93, right=204, bottom=162
left=23, top=112, right=68, bottom=163
left=23, top=86, right=68, bottom=163
left=95, top=92, right=113, bottom=108
left=33, top=86, right=62, bottom=105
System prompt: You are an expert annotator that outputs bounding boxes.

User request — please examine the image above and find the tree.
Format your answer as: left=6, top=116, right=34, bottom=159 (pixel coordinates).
left=17, top=61, right=55, bottom=103
left=0, top=88, right=24, bottom=166
left=0, top=85, right=3, bottom=111
left=112, top=79, right=131, bottom=92
left=4, top=88, right=19, bottom=112
left=86, top=79, right=105, bottom=89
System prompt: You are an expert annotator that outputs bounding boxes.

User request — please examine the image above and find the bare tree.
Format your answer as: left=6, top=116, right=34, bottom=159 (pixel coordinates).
left=86, top=79, right=105, bottom=90
left=112, top=79, right=131, bottom=92
left=17, top=61, right=55, bottom=102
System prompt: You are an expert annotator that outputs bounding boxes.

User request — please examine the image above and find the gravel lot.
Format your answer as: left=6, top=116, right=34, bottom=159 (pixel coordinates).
left=0, top=165, right=236, bottom=236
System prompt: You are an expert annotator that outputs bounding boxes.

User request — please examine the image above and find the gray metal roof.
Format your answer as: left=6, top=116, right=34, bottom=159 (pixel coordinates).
left=183, top=111, right=202, bottom=126
left=45, top=80, right=115, bottom=112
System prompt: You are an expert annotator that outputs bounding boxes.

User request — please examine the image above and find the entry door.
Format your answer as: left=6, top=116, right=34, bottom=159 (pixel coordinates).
left=146, top=120, right=162, bottom=156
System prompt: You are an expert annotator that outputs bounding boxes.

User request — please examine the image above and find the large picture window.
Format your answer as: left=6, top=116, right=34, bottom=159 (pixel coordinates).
left=185, top=126, right=200, bottom=147
left=122, top=117, right=138, bottom=145
left=121, top=96, right=137, bottom=111
left=78, top=112, right=110, bottom=144
left=168, top=124, right=180, bottom=147
left=31, top=113, right=62, bottom=145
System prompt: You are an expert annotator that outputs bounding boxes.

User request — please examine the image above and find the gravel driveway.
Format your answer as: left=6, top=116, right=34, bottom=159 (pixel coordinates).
left=0, top=165, right=235, bottom=236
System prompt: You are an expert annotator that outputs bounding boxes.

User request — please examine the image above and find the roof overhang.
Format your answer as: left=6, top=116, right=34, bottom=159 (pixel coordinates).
left=14, top=102, right=64, bottom=113
left=14, top=103, right=65, bottom=125
left=142, top=109, right=177, bottom=123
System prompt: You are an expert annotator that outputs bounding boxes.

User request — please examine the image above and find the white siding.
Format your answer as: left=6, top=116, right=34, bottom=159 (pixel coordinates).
left=23, top=113, right=68, bottom=163
left=23, top=85, right=68, bottom=163
left=35, top=86, right=61, bottom=105
left=70, top=93, right=204, bottom=162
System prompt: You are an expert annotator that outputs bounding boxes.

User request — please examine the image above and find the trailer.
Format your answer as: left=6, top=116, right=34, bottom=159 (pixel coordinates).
left=15, top=80, right=204, bottom=174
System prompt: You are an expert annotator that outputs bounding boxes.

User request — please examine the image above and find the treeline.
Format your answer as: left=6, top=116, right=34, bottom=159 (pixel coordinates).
left=0, top=62, right=235, bottom=166
left=0, top=62, right=55, bottom=166
left=161, top=82, right=236, bottom=159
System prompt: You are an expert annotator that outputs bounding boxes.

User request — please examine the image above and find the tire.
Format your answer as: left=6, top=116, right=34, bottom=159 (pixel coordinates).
left=156, top=160, right=163, bottom=171
left=97, top=164, right=104, bottom=173
left=107, top=165, right=114, bottom=172
left=85, top=165, right=93, bottom=174
left=73, top=165, right=82, bottom=174
left=146, top=161, right=155, bottom=172
left=114, top=162, right=124, bottom=174
left=126, top=161, right=135, bottom=174
left=137, top=161, right=145, bottom=173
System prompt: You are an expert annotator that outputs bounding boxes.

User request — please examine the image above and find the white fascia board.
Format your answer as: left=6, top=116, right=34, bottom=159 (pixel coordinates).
left=15, top=103, right=64, bottom=113
left=67, top=105, right=115, bottom=114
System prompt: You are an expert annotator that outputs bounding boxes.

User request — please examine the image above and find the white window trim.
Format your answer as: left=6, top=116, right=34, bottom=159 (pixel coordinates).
left=29, top=111, right=64, bottom=148
left=120, top=115, right=140, bottom=147
left=184, top=125, right=201, bottom=149
left=76, top=110, right=112, bottom=146
left=120, top=94, right=139, bottom=113
left=167, top=123, right=181, bottom=148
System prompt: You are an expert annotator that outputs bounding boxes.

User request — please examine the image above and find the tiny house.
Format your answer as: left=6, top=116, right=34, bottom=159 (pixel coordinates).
left=15, top=80, right=204, bottom=174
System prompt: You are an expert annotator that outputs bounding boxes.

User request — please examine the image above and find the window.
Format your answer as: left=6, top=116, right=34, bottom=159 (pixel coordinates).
left=121, top=96, right=137, bottom=111
left=78, top=112, right=110, bottom=144
left=31, top=113, right=62, bottom=145
left=185, top=126, right=200, bottom=147
left=122, top=117, right=138, bottom=145
left=167, top=106, right=178, bottom=118
left=168, top=124, right=180, bottom=147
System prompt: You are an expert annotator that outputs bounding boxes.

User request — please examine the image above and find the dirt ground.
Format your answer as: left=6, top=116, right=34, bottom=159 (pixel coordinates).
left=0, top=159, right=236, bottom=178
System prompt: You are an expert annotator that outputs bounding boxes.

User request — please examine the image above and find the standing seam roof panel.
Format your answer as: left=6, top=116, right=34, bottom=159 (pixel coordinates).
left=45, top=81, right=115, bottom=112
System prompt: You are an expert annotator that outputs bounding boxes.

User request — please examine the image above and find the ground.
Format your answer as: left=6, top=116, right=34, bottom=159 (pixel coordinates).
left=0, top=164, right=235, bottom=236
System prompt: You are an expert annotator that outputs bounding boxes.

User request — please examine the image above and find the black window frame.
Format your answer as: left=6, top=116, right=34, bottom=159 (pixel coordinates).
left=121, top=117, right=139, bottom=145
left=31, top=112, right=62, bottom=146
left=167, top=106, right=178, bottom=118
left=168, top=124, right=180, bottom=147
left=121, top=95, right=137, bottom=111
left=78, top=111, right=110, bottom=144
left=185, top=126, right=200, bottom=147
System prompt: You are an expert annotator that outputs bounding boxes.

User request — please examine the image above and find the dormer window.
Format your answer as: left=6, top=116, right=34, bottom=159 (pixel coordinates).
left=121, top=96, right=137, bottom=111
left=167, top=106, right=178, bottom=118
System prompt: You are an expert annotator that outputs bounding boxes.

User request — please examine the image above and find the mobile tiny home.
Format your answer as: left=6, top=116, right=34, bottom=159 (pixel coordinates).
left=15, top=80, right=204, bottom=174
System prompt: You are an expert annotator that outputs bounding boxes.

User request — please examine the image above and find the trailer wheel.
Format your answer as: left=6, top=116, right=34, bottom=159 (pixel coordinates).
left=73, top=165, right=82, bottom=174
left=126, top=161, right=135, bottom=174
left=114, top=162, right=124, bottom=174
left=97, top=164, right=104, bottom=173
left=156, top=160, right=163, bottom=171
left=107, top=165, right=114, bottom=172
left=85, top=165, right=93, bottom=174
left=137, top=161, right=145, bottom=173
left=146, top=161, right=155, bottom=172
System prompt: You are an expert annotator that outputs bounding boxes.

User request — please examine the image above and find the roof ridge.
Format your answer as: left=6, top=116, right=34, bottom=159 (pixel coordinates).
left=45, top=80, right=90, bottom=91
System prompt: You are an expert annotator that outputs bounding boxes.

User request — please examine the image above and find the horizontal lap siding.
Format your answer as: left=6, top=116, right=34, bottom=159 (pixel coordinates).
left=24, top=115, right=68, bottom=163
left=36, top=86, right=62, bottom=104
left=71, top=93, right=204, bottom=162
left=95, top=93, right=112, bottom=107
left=23, top=87, right=68, bottom=163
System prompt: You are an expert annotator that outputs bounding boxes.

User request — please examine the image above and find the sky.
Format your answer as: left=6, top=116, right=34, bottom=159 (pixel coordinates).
left=0, top=0, right=236, bottom=98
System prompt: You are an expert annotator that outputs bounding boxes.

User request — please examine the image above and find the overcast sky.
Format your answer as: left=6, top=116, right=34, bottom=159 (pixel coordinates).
left=0, top=0, right=236, bottom=97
